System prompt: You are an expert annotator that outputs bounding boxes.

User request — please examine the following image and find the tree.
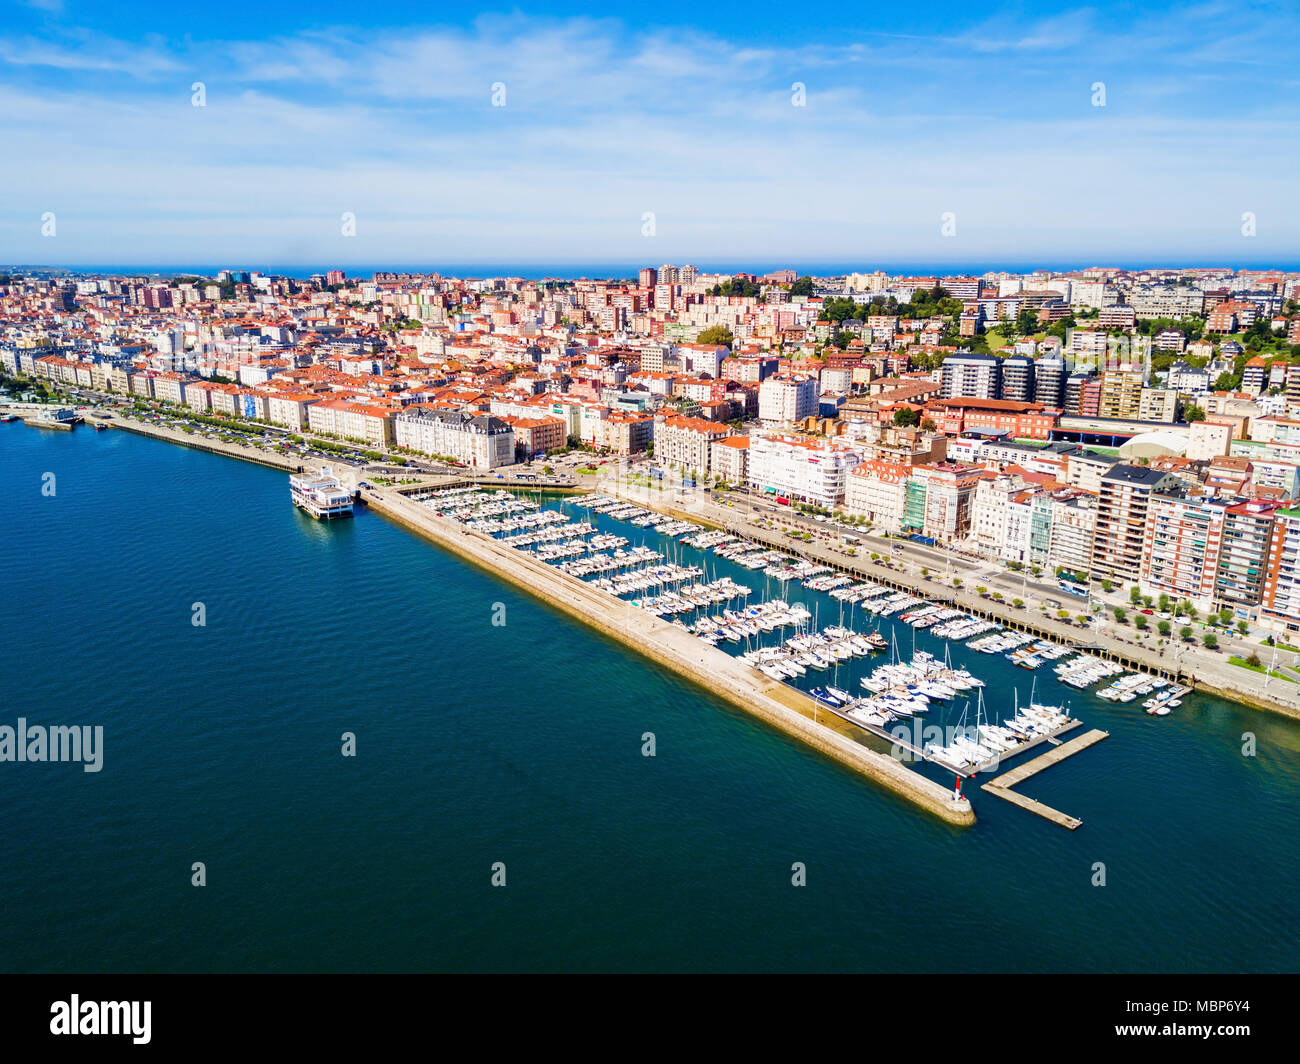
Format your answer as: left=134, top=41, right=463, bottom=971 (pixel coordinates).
left=1214, top=371, right=1238, bottom=391
left=1135, top=614, right=1148, bottom=630
left=1101, top=579, right=1114, bottom=593
left=1203, top=632, right=1218, bottom=650
left=788, top=276, right=815, bottom=297
left=920, top=418, right=938, bottom=433
left=892, top=407, right=920, bottom=428
left=696, top=325, right=734, bottom=348
left=1218, top=607, right=1234, bottom=626
left=1183, top=404, right=1206, bottom=422
left=1237, top=620, right=1249, bottom=635
left=1180, top=625, right=1194, bottom=641
left=1158, top=621, right=1171, bottom=637
left=1130, top=586, right=1142, bottom=605
left=1114, top=607, right=1128, bottom=623
left=1058, top=609, right=1071, bottom=620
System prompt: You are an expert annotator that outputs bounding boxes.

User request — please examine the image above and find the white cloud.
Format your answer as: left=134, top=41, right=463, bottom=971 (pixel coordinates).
left=2, top=13, right=1300, bottom=264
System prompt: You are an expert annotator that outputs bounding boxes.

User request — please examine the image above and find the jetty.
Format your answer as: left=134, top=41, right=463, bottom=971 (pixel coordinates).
left=980, top=729, right=1109, bottom=829
left=364, top=485, right=976, bottom=827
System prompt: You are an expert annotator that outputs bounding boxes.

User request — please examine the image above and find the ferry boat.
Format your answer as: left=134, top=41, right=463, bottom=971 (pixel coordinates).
left=289, top=467, right=355, bottom=520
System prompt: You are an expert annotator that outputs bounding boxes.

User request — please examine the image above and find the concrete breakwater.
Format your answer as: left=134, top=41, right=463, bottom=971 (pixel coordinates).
left=364, top=485, right=976, bottom=827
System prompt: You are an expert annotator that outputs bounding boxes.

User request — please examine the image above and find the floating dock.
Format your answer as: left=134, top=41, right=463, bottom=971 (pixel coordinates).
left=980, top=729, right=1110, bottom=829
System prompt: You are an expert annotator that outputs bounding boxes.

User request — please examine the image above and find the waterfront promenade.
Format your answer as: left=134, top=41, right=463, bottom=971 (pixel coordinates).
left=597, top=476, right=1300, bottom=722
left=84, top=411, right=304, bottom=471
left=363, top=484, right=976, bottom=826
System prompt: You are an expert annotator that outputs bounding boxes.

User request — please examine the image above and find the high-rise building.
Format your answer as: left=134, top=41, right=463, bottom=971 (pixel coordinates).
left=1098, top=370, right=1145, bottom=419
left=1091, top=465, right=1180, bottom=583
left=1140, top=492, right=1228, bottom=607
left=638, top=267, right=658, bottom=289
left=1064, top=372, right=1101, bottom=417
left=1261, top=507, right=1300, bottom=636
left=999, top=355, right=1036, bottom=402
left=1216, top=499, right=1282, bottom=614
left=1034, top=355, right=1067, bottom=408
left=939, top=353, right=1001, bottom=400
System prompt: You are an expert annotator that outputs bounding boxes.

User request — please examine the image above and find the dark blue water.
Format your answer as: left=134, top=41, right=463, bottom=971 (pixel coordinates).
left=33, top=260, right=1300, bottom=280
left=3, top=424, right=1299, bottom=972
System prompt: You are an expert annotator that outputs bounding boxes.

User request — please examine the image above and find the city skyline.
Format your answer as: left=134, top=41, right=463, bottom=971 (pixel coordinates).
left=4, top=2, right=1300, bottom=263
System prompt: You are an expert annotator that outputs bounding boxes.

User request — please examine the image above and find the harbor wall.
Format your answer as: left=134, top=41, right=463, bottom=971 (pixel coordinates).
left=364, top=486, right=976, bottom=827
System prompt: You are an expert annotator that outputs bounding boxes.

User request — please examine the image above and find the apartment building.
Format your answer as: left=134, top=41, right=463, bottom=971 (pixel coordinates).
left=1033, top=355, right=1067, bottom=408
left=1097, top=370, right=1145, bottom=419
left=503, top=415, right=566, bottom=458
left=757, top=375, right=818, bottom=424
left=999, top=356, right=1035, bottom=402
left=845, top=459, right=911, bottom=532
left=747, top=432, right=861, bottom=509
left=1090, top=465, right=1181, bottom=583
left=394, top=407, right=515, bottom=467
left=1137, top=387, right=1179, bottom=423
left=939, top=353, right=1001, bottom=400
left=654, top=413, right=729, bottom=473
left=1046, top=492, right=1098, bottom=577
left=1215, top=499, right=1282, bottom=615
left=307, top=398, right=397, bottom=446
left=970, top=474, right=1024, bottom=557
left=906, top=463, right=984, bottom=542
left=1261, top=508, right=1300, bottom=635
left=1140, top=493, right=1228, bottom=609
left=709, top=436, right=750, bottom=486
left=600, top=411, right=654, bottom=456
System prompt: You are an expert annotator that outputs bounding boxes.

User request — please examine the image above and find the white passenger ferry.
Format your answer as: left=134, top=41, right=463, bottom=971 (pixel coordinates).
left=289, top=467, right=355, bottom=520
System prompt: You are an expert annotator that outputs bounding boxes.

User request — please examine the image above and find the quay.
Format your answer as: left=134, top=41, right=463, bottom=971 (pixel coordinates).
left=980, top=729, right=1110, bottom=829
left=363, top=485, right=976, bottom=827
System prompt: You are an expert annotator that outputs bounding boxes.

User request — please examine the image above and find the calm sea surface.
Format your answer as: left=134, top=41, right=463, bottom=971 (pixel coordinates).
left=2, top=423, right=1298, bottom=972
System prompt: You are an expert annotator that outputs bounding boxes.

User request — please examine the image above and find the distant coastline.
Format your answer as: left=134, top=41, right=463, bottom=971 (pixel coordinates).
left=11, top=260, right=1300, bottom=281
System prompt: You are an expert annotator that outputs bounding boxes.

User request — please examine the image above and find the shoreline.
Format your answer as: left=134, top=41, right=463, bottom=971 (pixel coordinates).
left=364, top=485, right=976, bottom=827
left=16, top=407, right=1298, bottom=723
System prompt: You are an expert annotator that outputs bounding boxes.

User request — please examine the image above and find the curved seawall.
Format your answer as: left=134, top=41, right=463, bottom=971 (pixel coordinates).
left=365, top=486, right=976, bottom=827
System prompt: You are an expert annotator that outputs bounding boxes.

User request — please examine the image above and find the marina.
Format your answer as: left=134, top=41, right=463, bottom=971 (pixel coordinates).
left=399, top=485, right=1174, bottom=818
left=8, top=421, right=1300, bottom=973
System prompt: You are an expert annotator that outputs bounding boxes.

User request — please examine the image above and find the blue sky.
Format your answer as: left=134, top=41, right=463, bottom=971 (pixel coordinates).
left=2, top=1, right=1299, bottom=268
